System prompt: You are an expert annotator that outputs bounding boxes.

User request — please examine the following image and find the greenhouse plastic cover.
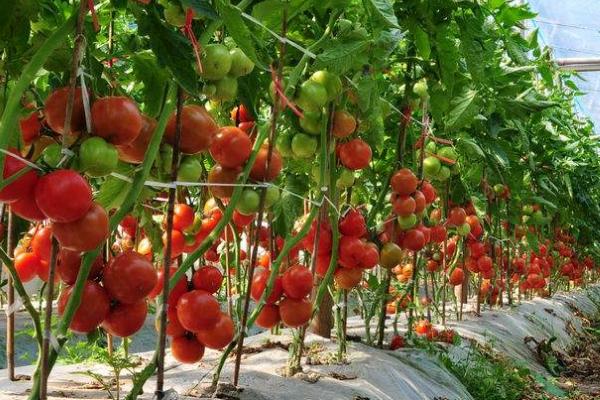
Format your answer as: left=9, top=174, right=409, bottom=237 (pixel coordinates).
left=528, top=0, right=600, bottom=128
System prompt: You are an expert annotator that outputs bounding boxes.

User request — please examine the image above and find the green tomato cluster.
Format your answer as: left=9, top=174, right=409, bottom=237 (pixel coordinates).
left=235, top=186, right=281, bottom=215
left=200, top=44, right=255, bottom=102
left=422, top=141, right=458, bottom=182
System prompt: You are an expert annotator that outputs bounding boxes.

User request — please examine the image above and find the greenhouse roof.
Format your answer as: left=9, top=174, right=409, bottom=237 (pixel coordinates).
left=528, top=0, right=600, bottom=128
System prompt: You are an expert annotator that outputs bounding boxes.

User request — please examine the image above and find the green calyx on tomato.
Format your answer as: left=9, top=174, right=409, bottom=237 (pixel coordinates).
left=295, top=80, right=328, bottom=111
left=79, top=137, right=119, bottom=177
left=236, top=189, right=260, bottom=215
left=228, top=48, right=254, bottom=78
left=291, top=133, right=318, bottom=159
left=201, top=44, right=232, bottom=81
left=178, top=156, right=203, bottom=182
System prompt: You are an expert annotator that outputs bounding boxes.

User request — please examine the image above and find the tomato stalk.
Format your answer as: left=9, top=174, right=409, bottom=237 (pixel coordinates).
left=39, top=239, right=59, bottom=400
left=155, top=86, right=184, bottom=399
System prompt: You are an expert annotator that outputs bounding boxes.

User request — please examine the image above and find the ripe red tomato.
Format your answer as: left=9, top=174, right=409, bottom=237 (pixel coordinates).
left=57, top=249, right=104, bottom=285
left=43, top=87, right=86, bottom=134
left=147, top=266, right=187, bottom=301
left=304, top=220, right=333, bottom=255
left=210, top=126, right=252, bottom=168
left=361, top=242, right=380, bottom=269
left=120, top=215, right=138, bottom=237
left=414, top=319, right=432, bottom=335
left=165, top=105, right=218, bottom=154
left=208, top=164, right=240, bottom=199
left=164, top=305, right=186, bottom=337
left=20, top=112, right=42, bottom=144
left=10, top=188, right=46, bottom=221
left=315, top=254, right=331, bottom=278
left=391, top=168, right=418, bottom=196
left=171, top=335, right=205, bottom=364
left=35, top=170, right=92, bottom=222
left=279, top=297, right=312, bottom=328
left=334, top=268, right=362, bottom=290
left=250, top=145, right=282, bottom=181
left=338, top=139, right=371, bottom=170
left=426, top=259, right=440, bottom=272
left=36, top=258, right=58, bottom=283
left=449, top=268, right=465, bottom=286
left=176, top=290, right=221, bottom=332
left=448, top=207, right=467, bottom=227
left=0, top=149, right=38, bottom=203
left=230, top=104, right=253, bottom=123
left=338, top=209, right=367, bottom=237
left=233, top=210, right=254, bottom=227
left=31, top=226, right=53, bottom=262
left=195, top=313, right=234, bottom=349
left=173, top=203, right=195, bottom=231
left=338, top=236, right=365, bottom=269
left=162, top=229, right=185, bottom=259
left=390, top=335, right=405, bottom=350
left=402, top=229, right=426, bottom=252
left=255, top=304, right=280, bottom=329
left=392, top=195, right=416, bottom=216
left=92, top=96, right=143, bottom=145
left=103, top=251, right=157, bottom=304
left=421, top=181, right=437, bottom=204
left=102, top=300, right=148, bottom=337
left=430, top=225, right=447, bottom=243
left=413, top=191, right=426, bottom=213
left=250, top=270, right=283, bottom=304
left=58, top=281, right=110, bottom=334
left=14, top=252, right=43, bottom=282
left=332, top=110, right=356, bottom=138
left=52, top=203, right=109, bottom=252
left=115, top=115, right=156, bottom=164
left=477, top=256, right=493, bottom=272
left=192, top=266, right=223, bottom=294
left=281, top=265, right=313, bottom=300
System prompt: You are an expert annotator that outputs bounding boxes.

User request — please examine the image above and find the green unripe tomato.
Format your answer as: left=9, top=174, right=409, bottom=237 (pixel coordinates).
left=291, top=133, right=318, bottom=158
left=42, top=143, right=62, bottom=168
left=228, top=48, right=255, bottom=77
left=79, top=137, right=118, bottom=177
left=532, top=210, right=544, bottom=225
left=264, top=186, right=280, bottom=208
left=276, top=133, right=294, bottom=158
left=397, top=214, right=417, bottom=230
left=201, top=44, right=232, bottom=80
left=211, top=76, right=238, bottom=102
left=178, top=156, right=203, bottom=182
left=310, top=70, right=342, bottom=101
left=336, top=168, right=355, bottom=188
left=493, top=183, right=505, bottom=195
left=425, top=141, right=437, bottom=154
left=164, top=4, right=186, bottom=27
left=456, top=223, right=471, bottom=236
left=522, top=205, right=534, bottom=215
left=413, top=79, right=429, bottom=99
left=299, top=110, right=322, bottom=135
left=295, top=80, right=328, bottom=112
left=423, top=156, right=441, bottom=177
left=201, top=83, right=216, bottom=97
left=237, top=189, right=260, bottom=215
left=437, top=146, right=458, bottom=161
left=436, top=166, right=451, bottom=181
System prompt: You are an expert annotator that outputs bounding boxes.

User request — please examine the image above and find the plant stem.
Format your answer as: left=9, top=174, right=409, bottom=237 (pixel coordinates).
left=155, top=87, right=183, bottom=399
left=39, top=239, right=59, bottom=400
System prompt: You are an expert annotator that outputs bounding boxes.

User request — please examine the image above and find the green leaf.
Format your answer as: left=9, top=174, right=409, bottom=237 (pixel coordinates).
left=363, top=0, right=399, bottom=29
left=132, top=52, right=168, bottom=118
left=498, top=5, right=537, bottom=26
left=180, top=0, right=218, bottom=19
left=314, top=38, right=370, bottom=74
left=489, top=0, right=504, bottom=9
left=251, top=0, right=313, bottom=31
left=531, top=196, right=557, bottom=210
left=215, top=0, right=267, bottom=70
left=445, top=88, right=479, bottom=130
left=136, top=9, right=198, bottom=94
left=412, top=25, right=430, bottom=61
